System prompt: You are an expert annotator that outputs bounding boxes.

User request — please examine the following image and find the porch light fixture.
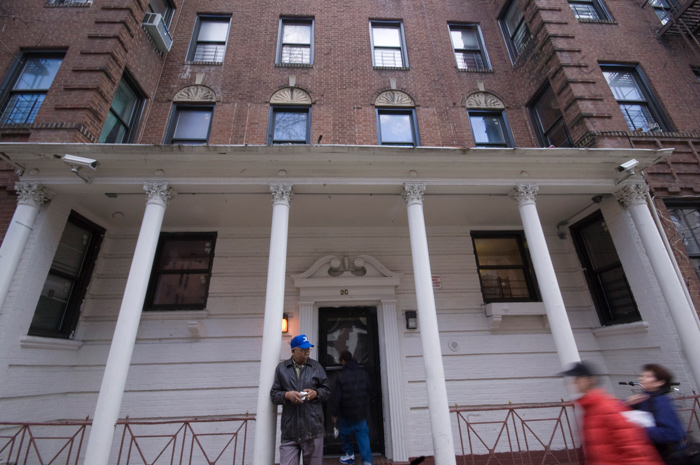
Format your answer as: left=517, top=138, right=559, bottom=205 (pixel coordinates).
left=282, top=313, right=289, bottom=333
left=405, top=310, right=418, bottom=330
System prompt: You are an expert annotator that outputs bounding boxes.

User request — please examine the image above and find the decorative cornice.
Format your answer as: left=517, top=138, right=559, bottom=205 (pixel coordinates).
left=173, top=85, right=217, bottom=103
left=465, top=92, right=505, bottom=110
left=616, top=184, right=649, bottom=208
left=509, top=184, right=538, bottom=207
left=144, top=182, right=172, bottom=207
left=15, top=182, right=52, bottom=207
left=270, top=184, right=293, bottom=206
left=270, top=88, right=311, bottom=105
left=375, top=90, right=415, bottom=107
left=402, top=183, right=425, bottom=206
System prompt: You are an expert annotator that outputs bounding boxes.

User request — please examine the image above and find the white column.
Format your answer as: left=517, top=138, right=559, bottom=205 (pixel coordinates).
left=510, top=185, right=580, bottom=369
left=403, top=183, right=456, bottom=465
left=253, top=184, right=293, bottom=465
left=298, top=300, right=314, bottom=359
left=617, top=184, right=700, bottom=389
left=83, top=183, right=172, bottom=465
left=379, top=299, right=408, bottom=462
left=0, top=183, right=51, bottom=311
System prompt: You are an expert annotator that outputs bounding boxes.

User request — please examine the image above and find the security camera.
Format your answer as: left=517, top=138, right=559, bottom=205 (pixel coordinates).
left=616, top=159, right=639, bottom=173
left=62, top=154, right=99, bottom=170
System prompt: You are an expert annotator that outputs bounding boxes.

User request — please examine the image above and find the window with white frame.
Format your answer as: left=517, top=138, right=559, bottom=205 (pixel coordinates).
left=188, top=15, right=231, bottom=63
left=277, top=18, right=313, bottom=65
left=371, top=21, right=408, bottom=68
left=449, top=24, right=490, bottom=70
left=0, top=54, right=64, bottom=124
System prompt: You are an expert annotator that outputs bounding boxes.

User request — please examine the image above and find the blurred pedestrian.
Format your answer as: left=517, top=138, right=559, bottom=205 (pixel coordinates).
left=332, top=350, right=372, bottom=465
left=562, top=361, right=664, bottom=465
left=271, top=334, right=331, bottom=465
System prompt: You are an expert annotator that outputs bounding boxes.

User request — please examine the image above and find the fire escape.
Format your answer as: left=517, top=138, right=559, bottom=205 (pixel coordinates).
left=656, top=0, right=700, bottom=58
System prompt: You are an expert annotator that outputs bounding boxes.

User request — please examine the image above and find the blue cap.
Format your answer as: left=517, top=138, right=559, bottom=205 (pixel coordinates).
left=291, top=334, right=314, bottom=349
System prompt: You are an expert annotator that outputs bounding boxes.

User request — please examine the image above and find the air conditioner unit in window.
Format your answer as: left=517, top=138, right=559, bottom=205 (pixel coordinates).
left=142, top=13, right=172, bottom=52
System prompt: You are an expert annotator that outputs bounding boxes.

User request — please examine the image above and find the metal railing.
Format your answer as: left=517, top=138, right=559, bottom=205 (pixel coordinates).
left=0, top=414, right=254, bottom=465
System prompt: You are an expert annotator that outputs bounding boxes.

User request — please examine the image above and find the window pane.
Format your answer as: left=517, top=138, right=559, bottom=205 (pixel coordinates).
left=282, top=46, right=311, bottom=64
left=471, top=115, right=507, bottom=145
left=15, top=58, right=62, bottom=90
left=173, top=109, right=211, bottom=140
left=194, top=44, right=226, bottom=62
left=668, top=207, right=700, bottom=255
left=99, top=112, right=128, bottom=143
left=152, top=273, right=209, bottom=306
left=479, top=269, right=531, bottom=300
left=603, top=71, right=644, bottom=101
left=504, top=4, right=524, bottom=36
left=283, top=24, right=311, bottom=45
left=545, top=119, right=572, bottom=146
left=511, top=23, right=530, bottom=54
left=599, top=267, right=638, bottom=317
left=52, top=222, right=91, bottom=276
left=273, top=111, right=308, bottom=143
left=570, top=3, right=601, bottom=19
left=451, top=28, right=479, bottom=49
left=373, top=26, right=401, bottom=47
left=1, top=94, right=44, bottom=124
left=577, top=219, right=619, bottom=270
left=456, top=51, right=485, bottom=69
left=619, top=104, right=656, bottom=131
left=374, top=49, right=404, bottom=67
left=473, top=237, right=524, bottom=266
left=379, top=113, right=414, bottom=144
left=534, top=86, right=561, bottom=131
left=198, top=19, right=229, bottom=41
left=112, top=80, right=138, bottom=122
left=158, top=239, right=214, bottom=270
left=31, top=273, right=74, bottom=332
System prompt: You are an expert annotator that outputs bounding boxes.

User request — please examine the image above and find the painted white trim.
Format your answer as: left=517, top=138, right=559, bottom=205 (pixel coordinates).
left=19, top=335, right=83, bottom=350
left=592, top=321, right=650, bottom=336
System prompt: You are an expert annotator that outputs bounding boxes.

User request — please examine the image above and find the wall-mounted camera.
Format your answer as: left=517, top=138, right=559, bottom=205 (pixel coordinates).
left=62, top=154, right=99, bottom=170
left=616, top=159, right=639, bottom=173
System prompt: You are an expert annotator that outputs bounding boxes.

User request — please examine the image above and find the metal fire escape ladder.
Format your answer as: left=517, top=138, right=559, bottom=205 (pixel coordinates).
left=657, top=0, right=700, bottom=57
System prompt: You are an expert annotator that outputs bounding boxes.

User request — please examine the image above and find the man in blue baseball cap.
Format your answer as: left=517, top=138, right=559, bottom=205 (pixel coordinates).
left=271, top=334, right=331, bottom=465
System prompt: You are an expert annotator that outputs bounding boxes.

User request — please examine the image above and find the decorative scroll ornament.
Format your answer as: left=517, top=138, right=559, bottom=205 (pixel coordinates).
left=173, top=85, right=217, bottom=102
left=270, top=184, right=293, bottom=206
left=616, top=183, right=649, bottom=208
left=465, top=92, right=505, bottom=110
left=509, top=184, right=539, bottom=207
left=270, top=88, right=312, bottom=105
left=375, top=90, right=415, bottom=107
left=402, top=183, right=426, bottom=206
left=15, top=182, right=51, bottom=207
left=144, top=182, right=173, bottom=207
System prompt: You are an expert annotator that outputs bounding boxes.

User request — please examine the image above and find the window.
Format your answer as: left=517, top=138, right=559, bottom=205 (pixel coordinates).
left=0, top=54, right=63, bottom=124
left=371, top=22, right=408, bottom=68
left=692, top=66, right=700, bottom=82
left=571, top=211, right=640, bottom=326
left=529, top=84, right=572, bottom=147
left=165, top=105, right=213, bottom=144
left=29, top=212, right=104, bottom=339
left=47, top=0, right=91, bottom=5
left=468, top=111, right=512, bottom=147
left=277, top=19, right=313, bottom=65
left=449, top=25, right=490, bottom=70
left=569, top=0, right=611, bottom=20
left=648, top=0, right=677, bottom=24
left=148, top=0, right=174, bottom=26
left=499, top=0, right=532, bottom=61
left=601, top=65, right=669, bottom=132
left=145, top=233, right=217, bottom=311
left=377, top=109, right=419, bottom=146
left=268, top=107, right=311, bottom=144
left=471, top=232, right=538, bottom=303
left=666, top=204, right=700, bottom=282
left=99, top=75, right=144, bottom=143
left=188, top=15, right=231, bottom=63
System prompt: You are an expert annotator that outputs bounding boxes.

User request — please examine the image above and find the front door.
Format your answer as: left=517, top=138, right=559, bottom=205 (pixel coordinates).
left=318, top=306, right=385, bottom=457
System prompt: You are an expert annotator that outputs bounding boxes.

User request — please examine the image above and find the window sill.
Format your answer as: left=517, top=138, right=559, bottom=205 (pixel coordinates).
left=141, top=309, right=209, bottom=320
left=373, top=66, right=410, bottom=71
left=457, top=67, right=494, bottom=73
left=275, top=63, right=313, bottom=68
left=185, top=61, right=224, bottom=66
left=577, top=18, right=617, bottom=24
left=484, top=302, right=547, bottom=329
left=592, top=320, right=649, bottom=336
left=20, top=335, right=83, bottom=350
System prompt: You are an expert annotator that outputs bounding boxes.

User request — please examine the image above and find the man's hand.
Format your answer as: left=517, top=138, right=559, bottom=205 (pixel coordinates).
left=284, top=391, right=307, bottom=404
left=302, top=389, right=318, bottom=401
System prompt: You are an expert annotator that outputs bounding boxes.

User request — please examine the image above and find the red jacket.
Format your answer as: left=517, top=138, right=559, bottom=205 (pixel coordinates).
left=577, top=388, right=664, bottom=465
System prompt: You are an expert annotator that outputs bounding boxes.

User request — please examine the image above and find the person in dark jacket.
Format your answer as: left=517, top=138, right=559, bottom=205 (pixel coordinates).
left=332, top=350, right=372, bottom=465
left=270, top=334, right=331, bottom=465
left=626, top=364, right=687, bottom=464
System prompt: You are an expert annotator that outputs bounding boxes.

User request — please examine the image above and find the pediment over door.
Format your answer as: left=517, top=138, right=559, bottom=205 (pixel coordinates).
left=292, top=255, right=401, bottom=300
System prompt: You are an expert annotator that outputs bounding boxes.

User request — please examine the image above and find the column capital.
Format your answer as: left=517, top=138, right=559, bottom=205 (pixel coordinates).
left=615, top=183, right=649, bottom=208
left=270, top=184, right=293, bottom=206
left=510, top=184, right=538, bottom=207
left=15, top=182, right=52, bottom=207
left=143, top=182, right=172, bottom=207
left=402, top=183, right=426, bottom=206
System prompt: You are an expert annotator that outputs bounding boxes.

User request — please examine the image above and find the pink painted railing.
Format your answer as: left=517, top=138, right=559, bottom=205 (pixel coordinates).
left=0, top=415, right=254, bottom=465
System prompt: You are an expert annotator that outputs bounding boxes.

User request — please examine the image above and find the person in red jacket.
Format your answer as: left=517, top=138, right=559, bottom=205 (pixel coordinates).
left=563, top=361, right=664, bottom=465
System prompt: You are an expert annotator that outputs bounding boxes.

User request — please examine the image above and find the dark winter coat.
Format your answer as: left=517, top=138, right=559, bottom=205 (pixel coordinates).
left=577, top=388, right=664, bottom=465
left=270, top=357, right=331, bottom=442
left=634, top=389, right=686, bottom=459
left=332, top=359, right=371, bottom=422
